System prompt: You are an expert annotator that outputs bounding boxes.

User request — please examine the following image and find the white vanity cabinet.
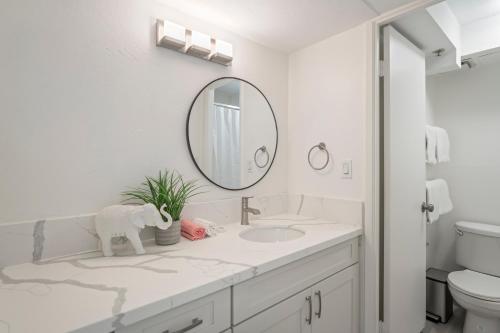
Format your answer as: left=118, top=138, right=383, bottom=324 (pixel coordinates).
left=116, top=237, right=359, bottom=333
left=233, top=238, right=360, bottom=333
left=233, top=264, right=359, bottom=333
left=232, top=238, right=359, bottom=324
left=116, top=288, right=231, bottom=333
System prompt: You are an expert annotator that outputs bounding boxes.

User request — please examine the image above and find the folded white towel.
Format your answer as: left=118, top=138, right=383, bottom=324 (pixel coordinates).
left=426, top=179, right=453, bottom=223
left=435, top=127, right=450, bottom=163
left=192, top=218, right=223, bottom=237
left=425, top=126, right=438, bottom=165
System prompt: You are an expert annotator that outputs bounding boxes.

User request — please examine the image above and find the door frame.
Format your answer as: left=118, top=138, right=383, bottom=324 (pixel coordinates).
left=363, top=1, right=442, bottom=332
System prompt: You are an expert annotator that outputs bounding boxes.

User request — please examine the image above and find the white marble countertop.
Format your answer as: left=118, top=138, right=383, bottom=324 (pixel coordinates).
left=0, top=215, right=362, bottom=333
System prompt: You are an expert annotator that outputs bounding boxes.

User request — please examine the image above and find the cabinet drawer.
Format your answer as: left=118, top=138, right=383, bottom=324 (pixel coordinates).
left=233, top=237, right=359, bottom=324
left=117, top=288, right=230, bottom=333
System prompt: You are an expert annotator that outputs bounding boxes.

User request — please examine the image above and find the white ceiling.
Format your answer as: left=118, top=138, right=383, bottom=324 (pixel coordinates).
left=159, top=0, right=417, bottom=53
left=447, top=0, right=500, bottom=25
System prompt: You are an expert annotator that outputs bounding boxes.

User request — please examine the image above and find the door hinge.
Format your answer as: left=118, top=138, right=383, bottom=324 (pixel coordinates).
left=379, top=60, right=385, bottom=77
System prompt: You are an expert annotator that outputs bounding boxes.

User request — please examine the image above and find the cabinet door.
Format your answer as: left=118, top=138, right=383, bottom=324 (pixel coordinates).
left=233, top=288, right=313, bottom=333
left=233, top=238, right=359, bottom=324
left=312, top=264, right=359, bottom=333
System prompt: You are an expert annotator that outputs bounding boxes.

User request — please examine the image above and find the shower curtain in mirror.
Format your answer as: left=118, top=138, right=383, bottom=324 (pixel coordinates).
left=210, top=104, right=241, bottom=188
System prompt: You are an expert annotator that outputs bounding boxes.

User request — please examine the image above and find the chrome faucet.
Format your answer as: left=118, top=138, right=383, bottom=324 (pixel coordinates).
left=241, top=196, right=261, bottom=225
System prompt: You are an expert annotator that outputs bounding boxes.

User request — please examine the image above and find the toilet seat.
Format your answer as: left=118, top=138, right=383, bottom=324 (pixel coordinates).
left=448, top=270, right=500, bottom=302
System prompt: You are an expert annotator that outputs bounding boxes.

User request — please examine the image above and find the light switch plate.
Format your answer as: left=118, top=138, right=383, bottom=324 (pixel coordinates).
left=342, top=159, right=352, bottom=179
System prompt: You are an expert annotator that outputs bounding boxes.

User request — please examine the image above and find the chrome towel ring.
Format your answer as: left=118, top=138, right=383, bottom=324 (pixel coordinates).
left=308, top=142, right=330, bottom=171
left=254, top=146, right=270, bottom=168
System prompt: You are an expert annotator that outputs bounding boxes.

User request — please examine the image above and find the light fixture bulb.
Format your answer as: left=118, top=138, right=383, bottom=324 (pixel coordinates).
left=187, top=30, right=212, bottom=57
left=156, top=19, right=186, bottom=49
left=210, top=39, right=233, bottom=66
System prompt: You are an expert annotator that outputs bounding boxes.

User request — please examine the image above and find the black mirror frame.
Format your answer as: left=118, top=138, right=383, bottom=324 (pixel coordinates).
left=186, top=77, right=278, bottom=191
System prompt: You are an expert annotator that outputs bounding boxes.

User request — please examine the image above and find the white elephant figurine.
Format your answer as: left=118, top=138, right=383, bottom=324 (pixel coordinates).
left=95, top=203, right=172, bottom=257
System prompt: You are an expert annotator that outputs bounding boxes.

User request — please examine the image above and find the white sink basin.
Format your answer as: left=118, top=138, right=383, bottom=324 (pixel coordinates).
left=239, top=226, right=305, bottom=243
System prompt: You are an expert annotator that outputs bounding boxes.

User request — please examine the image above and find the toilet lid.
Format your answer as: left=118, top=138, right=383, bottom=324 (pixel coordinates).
left=448, top=270, right=500, bottom=302
left=456, top=221, right=500, bottom=238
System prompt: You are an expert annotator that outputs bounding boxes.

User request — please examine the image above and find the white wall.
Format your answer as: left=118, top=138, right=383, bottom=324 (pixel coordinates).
left=288, top=24, right=367, bottom=200
left=426, top=61, right=500, bottom=271
left=0, top=0, right=289, bottom=223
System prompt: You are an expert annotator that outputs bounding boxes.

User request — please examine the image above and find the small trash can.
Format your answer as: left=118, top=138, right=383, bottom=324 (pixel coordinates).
left=426, top=268, right=453, bottom=323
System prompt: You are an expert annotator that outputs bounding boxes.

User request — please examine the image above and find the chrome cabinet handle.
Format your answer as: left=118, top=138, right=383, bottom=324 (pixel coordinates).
left=314, top=290, right=322, bottom=318
left=305, top=296, right=312, bottom=325
left=163, top=318, right=203, bottom=333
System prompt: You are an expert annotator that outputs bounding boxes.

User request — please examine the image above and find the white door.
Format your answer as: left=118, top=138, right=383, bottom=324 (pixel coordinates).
left=383, top=26, right=427, bottom=333
left=233, top=288, right=312, bottom=333
left=312, top=264, right=360, bottom=333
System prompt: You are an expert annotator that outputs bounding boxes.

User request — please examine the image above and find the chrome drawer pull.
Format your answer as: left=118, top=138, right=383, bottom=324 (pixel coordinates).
left=305, top=296, right=312, bottom=325
left=314, top=290, right=322, bottom=318
left=163, top=318, right=203, bottom=333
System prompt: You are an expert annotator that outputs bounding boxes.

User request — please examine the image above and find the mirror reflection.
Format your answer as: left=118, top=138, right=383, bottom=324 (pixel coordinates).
left=187, top=78, right=278, bottom=190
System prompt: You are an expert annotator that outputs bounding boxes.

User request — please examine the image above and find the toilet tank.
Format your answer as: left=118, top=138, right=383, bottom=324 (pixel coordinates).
left=456, top=221, right=500, bottom=277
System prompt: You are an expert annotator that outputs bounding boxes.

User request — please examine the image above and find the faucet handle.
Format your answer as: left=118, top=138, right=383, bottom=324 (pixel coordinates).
left=242, top=196, right=254, bottom=203
left=242, top=196, right=253, bottom=208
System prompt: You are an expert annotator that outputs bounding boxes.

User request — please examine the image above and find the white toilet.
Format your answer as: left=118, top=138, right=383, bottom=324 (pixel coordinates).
left=448, top=221, right=500, bottom=333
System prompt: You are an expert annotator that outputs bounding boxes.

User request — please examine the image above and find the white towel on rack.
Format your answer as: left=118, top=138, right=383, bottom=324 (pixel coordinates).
left=425, top=126, right=438, bottom=164
left=435, top=127, right=450, bottom=163
left=426, top=179, right=453, bottom=223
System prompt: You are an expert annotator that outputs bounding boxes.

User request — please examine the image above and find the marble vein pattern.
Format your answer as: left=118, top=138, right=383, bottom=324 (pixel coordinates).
left=0, top=193, right=290, bottom=268
left=0, top=193, right=362, bottom=269
left=0, top=214, right=361, bottom=333
left=288, top=193, right=364, bottom=226
left=0, top=215, right=101, bottom=267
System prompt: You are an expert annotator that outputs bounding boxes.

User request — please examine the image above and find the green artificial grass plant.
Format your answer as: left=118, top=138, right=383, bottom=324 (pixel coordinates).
left=123, top=170, right=203, bottom=222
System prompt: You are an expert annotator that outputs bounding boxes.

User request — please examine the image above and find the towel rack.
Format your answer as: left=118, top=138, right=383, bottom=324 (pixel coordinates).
left=308, top=142, right=330, bottom=171
left=254, top=146, right=269, bottom=168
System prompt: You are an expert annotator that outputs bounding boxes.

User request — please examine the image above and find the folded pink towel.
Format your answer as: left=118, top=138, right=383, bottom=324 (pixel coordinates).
left=181, top=219, right=206, bottom=240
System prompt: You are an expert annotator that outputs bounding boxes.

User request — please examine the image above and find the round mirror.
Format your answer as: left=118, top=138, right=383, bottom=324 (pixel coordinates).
left=187, top=77, right=278, bottom=190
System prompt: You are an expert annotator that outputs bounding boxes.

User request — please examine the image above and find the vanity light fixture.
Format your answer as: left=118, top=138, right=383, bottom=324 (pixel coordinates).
left=187, top=30, right=212, bottom=57
left=156, top=19, right=232, bottom=66
left=210, top=39, right=233, bottom=65
left=156, top=19, right=186, bottom=50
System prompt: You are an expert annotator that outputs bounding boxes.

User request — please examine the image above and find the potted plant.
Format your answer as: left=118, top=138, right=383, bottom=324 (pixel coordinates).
left=123, top=170, right=203, bottom=245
